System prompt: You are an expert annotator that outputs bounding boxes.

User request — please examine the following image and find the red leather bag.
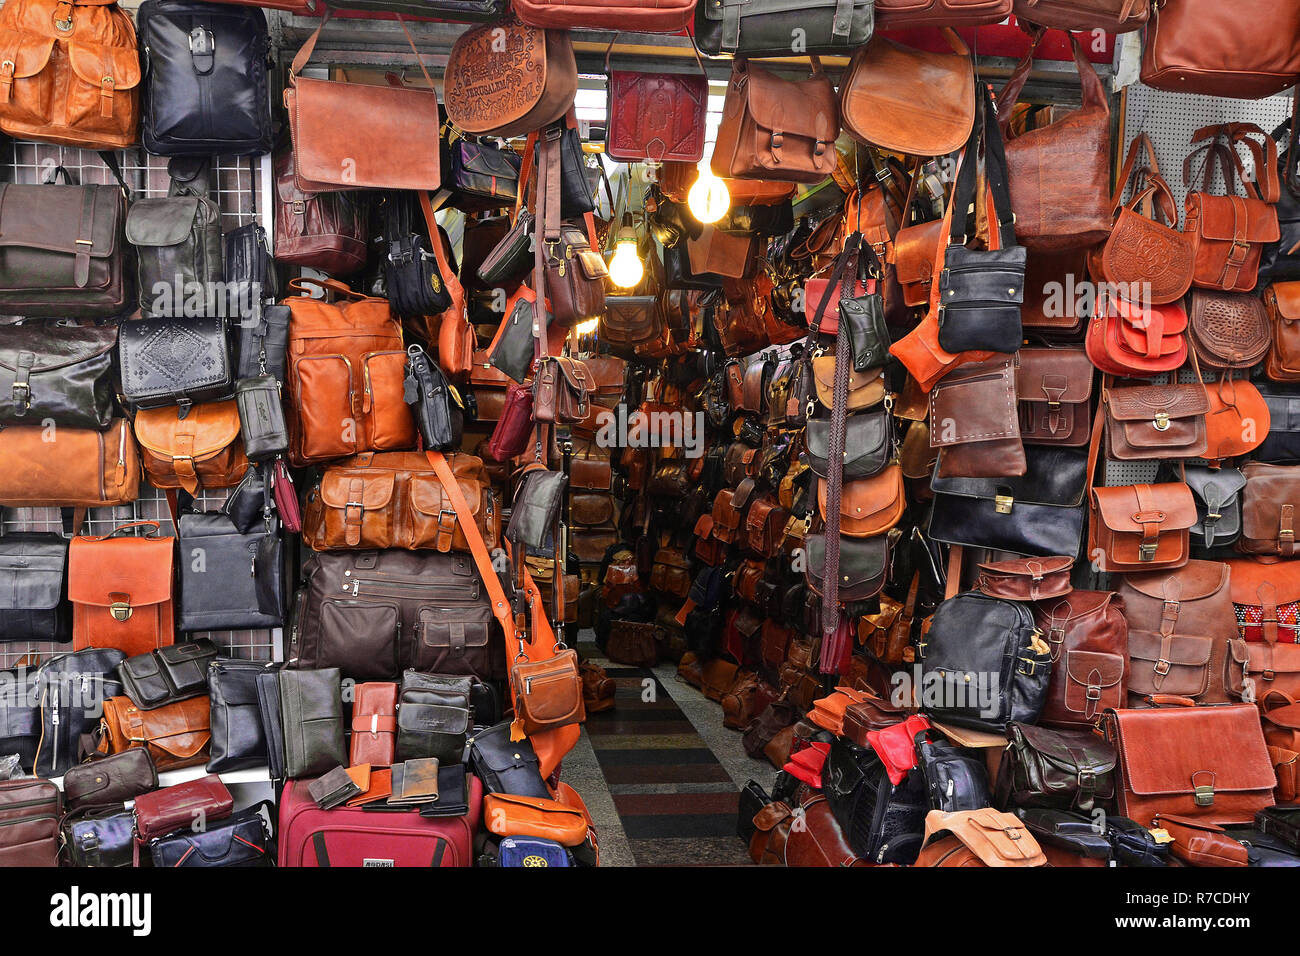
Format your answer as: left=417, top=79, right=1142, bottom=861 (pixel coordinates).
left=605, top=64, right=707, bottom=164
left=486, top=383, right=534, bottom=462
left=512, top=0, right=693, bottom=32
left=134, top=775, right=233, bottom=841
left=1085, top=297, right=1188, bottom=377
left=865, top=714, right=931, bottom=786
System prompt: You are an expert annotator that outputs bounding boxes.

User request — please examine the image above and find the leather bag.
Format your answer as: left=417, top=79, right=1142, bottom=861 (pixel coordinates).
left=97, top=694, right=210, bottom=771
left=913, top=807, right=1046, bottom=866
left=802, top=533, right=889, bottom=603
left=178, top=510, right=283, bottom=631
left=995, top=721, right=1116, bottom=813
left=1188, top=289, right=1271, bottom=371
left=930, top=357, right=1026, bottom=479
left=134, top=773, right=232, bottom=841
left=1033, top=588, right=1128, bottom=727
left=1012, top=0, right=1147, bottom=30
left=134, top=401, right=249, bottom=494
left=514, top=0, right=692, bottom=31
left=28, top=649, right=124, bottom=778
left=1102, top=379, right=1209, bottom=461
left=279, top=667, right=345, bottom=780
left=0, top=779, right=60, bottom=867
left=976, top=555, right=1072, bottom=602
left=533, top=356, right=593, bottom=424
left=149, top=802, right=271, bottom=867
left=1239, top=462, right=1300, bottom=555
left=874, top=0, right=1010, bottom=26
left=1266, top=282, right=1300, bottom=381
left=118, top=316, right=232, bottom=411
left=606, top=63, right=707, bottom=164
left=0, top=321, right=117, bottom=428
left=62, top=750, right=157, bottom=811
left=272, top=152, right=367, bottom=276
left=805, top=411, right=892, bottom=481
left=0, top=533, right=70, bottom=645
left=119, top=639, right=216, bottom=710
left=694, top=0, right=874, bottom=57
left=1015, top=346, right=1094, bottom=447
left=208, top=659, right=271, bottom=773
left=69, top=521, right=174, bottom=658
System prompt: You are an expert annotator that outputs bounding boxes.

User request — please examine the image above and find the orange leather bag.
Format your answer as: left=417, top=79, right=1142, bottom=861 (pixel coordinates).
left=0, top=418, right=138, bottom=508
left=1265, top=281, right=1300, bottom=381
left=482, top=792, right=588, bottom=846
left=913, top=808, right=1047, bottom=867
left=134, top=401, right=249, bottom=494
left=96, top=695, right=210, bottom=771
left=0, top=0, right=141, bottom=149
left=69, top=521, right=174, bottom=658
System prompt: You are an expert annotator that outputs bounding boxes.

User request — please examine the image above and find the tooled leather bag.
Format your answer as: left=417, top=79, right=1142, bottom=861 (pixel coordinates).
left=1187, top=290, right=1270, bottom=372
left=1015, top=346, right=1093, bottom=447
left=605, top=60, right=708, bottom=164
left=119, top=316, right=232, bottom=413
left=1102, top=378, right=1210, bottom=461
left=1033, top=589, right=1129, bottom=727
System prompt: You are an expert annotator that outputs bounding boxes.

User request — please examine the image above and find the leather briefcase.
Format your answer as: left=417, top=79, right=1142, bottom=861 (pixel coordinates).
left=0, top=779, right=61, bottom=867
left=1032, top=589, right=1128, bottom=727
left=606, top=65, right=707, bottom=164
left=285, top=10, right=440, bottom=192
left=1106, top=701, right=1276, bottom=826
left=118, top=316, right=233, bottom=412
left=119, top=639, right=218, bottom=710
left=69, top=521, right=175, bottom=658
left=272, top=152, right=367, bottom=276
left=0, top=534, right=70, bottom=645
left=0, top=322, right=117, bottom=429
left=134, top=774, right=233, bottom=841
left=97, top=694, right=211, bottom=771
left=0, top=182, right=130, bottom=318
left=134, top=401, right=249, bottom=494
left=695, top=0, right=873, bottom=57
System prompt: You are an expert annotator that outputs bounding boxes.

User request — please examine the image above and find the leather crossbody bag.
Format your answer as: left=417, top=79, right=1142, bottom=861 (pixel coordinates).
left=448, top=137, right=520, bottom=207
left=178, top=508, right=283, bottom=632
left=236, top=304, right=290, bottom=383
left=1102, top=376, right=1210, bottom=461
left=134, top=401, right=249, bottom=494
left=119, top=316, right=233, bottom=413
left=208, top=659, right=271, bottom=774
left=405, top=343, right=463, bottom=452
left=1239, top=462, right=1300, bottom=556
left=383, top=192, right=453, bottom=321
left=0, top=322, right=117, bottom=428
left=533, top=356, right=594, bottom=424
left=272, top=152, right=367, bottom=276
left=606, top=58, right=708, bottom=164
left=0, top=533, right=70, bottom=644
left=29, top=649, right=125, bottom=778
left=235, top=375, right=288, bottom=462
left=97, top=695, right=211, bottom=771
left=119, top=639, right=217, bottom=710
left=994, top=721, right=1116, bottom=813
left=396, top=670, right=472, bottom=765
left=1015, top=346, right=1094, bottom=447
left=469, top=720, right=550, bottom=798
left=0, top=779, right=61, bottom=867
left=930, top=356, right=1026, bottom=479
left=1085, top=296, right=1189, bottom=377
left=1188, top=289, right=1270, bottom=371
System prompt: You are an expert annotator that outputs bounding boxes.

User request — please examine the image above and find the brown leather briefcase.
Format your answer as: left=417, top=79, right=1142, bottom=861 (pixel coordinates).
left=69, top=521, right=175, bottom=658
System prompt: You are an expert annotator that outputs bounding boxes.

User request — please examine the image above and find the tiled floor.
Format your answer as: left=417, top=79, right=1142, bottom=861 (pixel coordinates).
left=565, top=638, right=780, bottom=867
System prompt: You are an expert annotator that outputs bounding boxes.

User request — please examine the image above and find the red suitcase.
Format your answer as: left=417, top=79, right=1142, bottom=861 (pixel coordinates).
left=277, top=776, right=482, bottom=867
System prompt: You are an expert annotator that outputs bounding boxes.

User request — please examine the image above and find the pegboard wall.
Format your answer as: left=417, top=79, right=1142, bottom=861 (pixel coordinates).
left=0, top=142, right=279, bottom=670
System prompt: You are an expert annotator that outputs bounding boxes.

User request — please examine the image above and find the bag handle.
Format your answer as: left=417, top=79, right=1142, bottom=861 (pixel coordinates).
left=1111, top=133, right=1178, bottom=224
left=286, top=276, right=368, bottom=301
left=997, top=28, right=1105, bottom=130
left=1184, top=123, right=1280, bottom=204
left=291, top=10, right=436, bottom=93
left=80, top=520, right=162, bottom=542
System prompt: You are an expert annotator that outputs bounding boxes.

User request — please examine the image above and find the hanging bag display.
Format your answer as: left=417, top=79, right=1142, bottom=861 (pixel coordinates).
left=694, top=0, right=874, bottom=57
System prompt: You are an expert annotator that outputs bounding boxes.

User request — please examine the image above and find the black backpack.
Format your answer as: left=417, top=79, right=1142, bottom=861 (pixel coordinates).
left=138, top=0, right=274, bottom=156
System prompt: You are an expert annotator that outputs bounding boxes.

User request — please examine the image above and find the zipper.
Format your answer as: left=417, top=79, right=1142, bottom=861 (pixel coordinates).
left=0, top=797, right=59, bottom=814
left=344, top=576, right=477, bottom=600
left=0, top=814, right=57, bottom=829
left=49, top=683, right=59, bottom=772
left=524, top=671, right=571, bottom=695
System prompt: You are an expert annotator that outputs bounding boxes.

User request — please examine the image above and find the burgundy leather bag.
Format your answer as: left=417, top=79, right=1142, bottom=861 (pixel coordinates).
left=134, top=774, right=234, bottom=841
left=605, top=64, right=708, bottom=164
left=512, top=0, right=693, bottom=32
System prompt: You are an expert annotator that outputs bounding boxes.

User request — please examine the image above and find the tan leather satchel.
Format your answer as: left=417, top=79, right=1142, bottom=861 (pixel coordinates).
left=1102, top=379, right=1210, bottom=461
left=97, top=695, right=209, bottom=772
left=913, top=808, right=1046, bottom=867
left=0, top=418, right=138, bottom=508
left=69, top=521, right=174, bottom=659
left=285, top=11, right=440, bottom=192
left=134, top=401, right=249, bottom=494
left=818, top=466, right=905, bottom=538
left=533, top=356, right=593, bottom=425
left=445, top=17, right=576, bottom=140
left=1266, top=281, right=1300, bottom=381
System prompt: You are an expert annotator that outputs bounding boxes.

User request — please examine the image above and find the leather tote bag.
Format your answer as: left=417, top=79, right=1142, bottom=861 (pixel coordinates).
left=1012, top=0, right=1147, bottom=30
left=285, top=11, right=441, bottom=192
left=514, top=0, right=693, bottom=32
left=69, top=521, right=175, bottom=659
left=137, top=0, right=273, bottom=156
left=0, top=0, right=141, bottom=150
left=695, top=0, right=873, bottom=57
left=272, top=152, right=368, bottom=276
left=0, top=321, right=117, bottom=428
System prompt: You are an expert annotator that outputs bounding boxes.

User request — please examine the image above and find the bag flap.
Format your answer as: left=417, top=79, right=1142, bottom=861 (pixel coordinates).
left=397, top=703, right=470, bottom=736
left=1015, top=722, right=1117, bottom=773
left=1184, top=466, right=1246, bottom=504
left=1115, top=296, right=1188, bottom=335
left=930, top=445, right=1088, bottom=507
left=0, top=33, right=54, bottom=80
left=133, top=402, right=241, bottom=459
left=745, top=497, right=779, bottom=531
left=409, top=475, right=484, bottom=520
left=0, top=539, right=65, bottom=611
left=1191, top=194, right=1281, bottom=244
left=894, top=220, right=944, bottom=285
left=805, top=411, right=890, bottom=471
left=1272, top=283, right=1300, bottom=321
left=125, top=197, right=201, bottom=248
left=0, top=184, right=122, bottom=260
left=806, top=534, right=888, bottom=588
left=978, top=555, right=1073, bottom=579
left=1226, top=557, right=1300, bottom=607
left=0, top=327, right=118, bottom=375
left=570, top=492, right=614, bottom=526
left=652, top=548, right=691, bottom=571
left=1106, top=383, right=1209, bottom=422
left=573, top=248, right=610, bottom=282
left=1091, top=483, right=1196, bottom=533
left=693, top=514, right=714, bottom=538
left=1015, top=348, right=1094, bottom=404
left=752, top=800, right=792, bottom=833
left=318, top=469, right=396, bottom=511
left=812, top=355, right=882, bottom=393
left=458, top=143, right=520, bottom=179
left=1114, top=705, right=1276, bottom=796
left=485, top=791, right=585, bottom=821
left=1063, top=650, right=1125, bottom=692
left=1128, top=631, right=1213, bottom=667
left=68, top=534, right=173, bottom=608
left=738, top=62, right=838, bottom=145
left=955, top=809, right=1045, bottom=866
left=67, top=39, right=142, bottom=92
left=1237, top=639, right=1300, bottom=675
left=120, top=652, right=163, bottom=685
left=119, top=698, right=210, bottom=757
left=713, top=491, right=741, bottom=530
left=1121, top=559, right=1229, bottom=604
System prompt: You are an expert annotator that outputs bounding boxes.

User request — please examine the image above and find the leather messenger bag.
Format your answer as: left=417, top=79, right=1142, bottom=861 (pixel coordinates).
left=69, top=520, right=175, bottom=659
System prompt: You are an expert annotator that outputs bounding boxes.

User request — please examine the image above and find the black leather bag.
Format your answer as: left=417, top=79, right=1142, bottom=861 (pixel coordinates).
left=508, top=468, right=568, bottom=551
left=278, top=667, right=345, bottom=780
left=841, top=292, right=891, bottom=372
left=0, top=534, right=69, bottom=644
left=383, top=194, right=453, bottom=320
left=805, top=410, right=892, bottom=480
left=255, top=667, right=285, bottom=780
left=405, top=343, right=463, bottom=451
left=468, top=720, right=551, bottom=798
left=1107, top=815, right=1172, bottom=866
left=824, top=736, right=927, bottom=864
left=915, top=731, right=991, bottom=812
left=208, top=659, right=270, bottom=773
left=236, top=304, right=290, bottom=383
left=663, top=242, right=723, bottom=291
left=62, top=750, right=158, bottom=811
left=396, top=670, right=472, bottom=765
left=64, top=809, right=138, bottom=868
left=1016, top=808, right=1114, bottom=864
left=994, top=721, right=1117, bottom=813
left=489, top=292, right=548, bottom=383
left=178, top=510, right=283, bottom=631
left=118, top=315, right=233, bottom=413
left=477, top=210, right=533, bottom=286
left=125, top=158, right=225, bottom=319
left=0, top=322, right=117, bottom=428
left=1261, top=116, right=1300, bottom=283
left=918, top=594, right=1052, bottom=732
left=235, top=375, right=288, bottom=462
left=320, top=0, right=504, bottom=18
left=119, top=639, right=218, bottom=710
left=449, top=138, right=521, bottom=207
left=1254, top=384, right=1300, bottom=464
left=929, top=445, right=1089, bottom=557
left=34, top=648, right=126, bottom=778
left=0, top=667, right=40, bottom=772
left=223, top=220, right=277, bottom=326
left=557, top=124, right=595, bottom=217
left=138, top=0, right=274, bottom=156
left=694, top=0, right=874, bottom=56
left=149, top=803, right=273, bottom=867
left=1164, top=463, right=1245, bottom=548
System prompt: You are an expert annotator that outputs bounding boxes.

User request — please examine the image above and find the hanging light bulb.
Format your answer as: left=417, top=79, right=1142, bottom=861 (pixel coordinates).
left=608, top=218, right=644, bottom=289
left=688, top=159, right=730, bottom=224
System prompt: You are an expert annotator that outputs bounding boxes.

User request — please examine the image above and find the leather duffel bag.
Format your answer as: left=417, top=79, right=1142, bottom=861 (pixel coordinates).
left=0, top=418, right=139, bottom=508
left=0, top=322, right=117, bottom=429
left=695, top=0, right=873, bottom=57
left=97, top=695, right=210, bottom=771
left=134, top=401, right=249, bottom=494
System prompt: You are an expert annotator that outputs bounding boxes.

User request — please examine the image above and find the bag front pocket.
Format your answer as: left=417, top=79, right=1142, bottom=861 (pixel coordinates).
left=0, top=33, right=55, bottom=125
left=64, top=40, right=141, bottom=139
left=1062, top=649, right=1125, bottom=719
left=363, top=351, right=417, bottom=450
left=316, top=599, right=398, bottom=682
left=293, top=354, right=356, bottom=461
left=1127, top=630, right=1212, bottom=699
left=412, top=604, right=499, bottom=678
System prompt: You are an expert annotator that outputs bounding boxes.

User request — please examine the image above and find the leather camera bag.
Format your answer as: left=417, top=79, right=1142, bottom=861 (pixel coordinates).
left=69, top=521, right=174, bottom=658
left=1012, top=0, right=1147, bottom=30
left=134, top=400, right=248, bottom=494
left=279, top=667, right=345, bottom=780
left=0, top=779, right=61, bottom=867
left=606, top=62, right=707, bottom=164
left=1015, top=346, right=1093, bottom=447
left=1033, top=589, right=1128, bottom=727
left=695, top=0, right=873, bottom=57
left=1140, top=0, right=1300, bottom=98
left=1188, top=289, right=1271, bottom=371
left=272, top=152, right=367, bottom=276
left=0, top=0, right=141, bottom=150
left=137, top=0, right=272, bottom=156
left=712, top=58, right=839, bottom=185
left=178, top=511, right=283, bottom=631
left=208, top=659, right=270, bottom=773
left=97, top=694, right=210, bottom=771
left=0, top=534, right=70, bottom=644
left=515, top=0, right=692, bottom=31
left=0, top=180, right=129, bottom=318
left=0, top=321, right=117, bottom=428
left=119, top=316, right=233, bottom=412
left=1239, top=462, right=1300, bottom=555
left=134, top=773, right=232, bottom=841
left=285, top=11, right=440, bottom=193
left=998, top=30, right=1111, bottom=252
left=119, top=638, right=217, bottom=710
left=445, top=18, right=576, bottom=140
left=1106, top=701, right=1276, bottom=826
left=62, top=749, right=157, bottom=811
left=995, top=721, right=1116, bottom=812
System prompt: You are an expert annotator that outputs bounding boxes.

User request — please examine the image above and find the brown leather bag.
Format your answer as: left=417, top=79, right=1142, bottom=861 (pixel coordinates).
left=784, top=793, right=871, bottom=867
left=722, top=672, right=778, bottom=731
left=273, top=151, right=367, bottom=276
left=649, top=548, right=691, bottom=597
left=997, top=30, right=1111, bottom=252
left=285, top=11, right=440, bottom=192
left=512, top=0, right=693, bottom=31
left=976, top=556, right=1073, bottom=602
left=1033, top=589, right=1128, bottom=728
left=605, top=620, right=659, bottom=668
left=1154, top=814, right=1248, bottom=866
left=0, top=418, right=138, bottom=508
left=1102, top=379, right=1210, bottom=461
left=1015, top=346, right=1094, bottom=447
left=811, top=357, right=885, bottom=412
left=874, top=0, right=1011, bottom=26
left=134, top=401, right=249, bottom=494
left=841, top=692, right=908, bottom=747
left=1188, top=290, right=1271, bottom=371
left=711, top=58, right=839, bottom=185
left=302, top=451, right=499, bottom=552
left=1012, top=0, right=1149, bottom=31
left=283, top=277, right=415, bottom=467
left=818, top=466, right=905, bottom=538
left=744, top=494, right=789, bottom=558
left=1106, top=701, right=1276, bottom=826
left=69, top=521, right=174, bottom=659
left=687, top=227, right=755, bottom=280
left=97, top=695, right=210, bottom=771
left=930, top=356, right=1026, bottom=480
left=445, top=18, right=576, bottom=140
left=533, top=356, right=593, bottom=425
left=1239, top=462, right=1300, bottom=556
left=0, top=0, right=141, bottom=149
left=913, top=808, right=1046, bottom=867
left=893, top=219, right=944, bottom=309
left=1266, top=281, right=1300, bottom=381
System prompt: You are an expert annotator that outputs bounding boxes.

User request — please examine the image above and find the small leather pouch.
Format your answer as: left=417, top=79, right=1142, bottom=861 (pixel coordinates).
left=118, top=639, right=219, bottom=711
left=1154, top=813, right=1249, bottom=867
left=396, top=671, right=472, bottom=765
left=309, top=764, right=362, bottom=810
left=63, top=751, right=158, bottom=812
left=841, top=293, right=891, bottom=372
left=235, top=375, right=288, bottom=463
left=134, top=774, right=234, bottom=841
left=976, top=556, right=1073, bottom=602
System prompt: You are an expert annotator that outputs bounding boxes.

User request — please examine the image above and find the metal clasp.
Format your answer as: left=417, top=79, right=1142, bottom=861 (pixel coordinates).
left=1194, top=784, right=1215, bottom=807
left=1154, top=411, right=1170, bottom=431
left=110, top=601, right=132, bottom=622
left=995, top=495, right=1014, bottom=515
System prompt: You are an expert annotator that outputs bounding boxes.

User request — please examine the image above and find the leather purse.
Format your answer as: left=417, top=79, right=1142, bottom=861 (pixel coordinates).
left=63, top=750, right=157, bottom=812
left=1187, top=290, right=1270, bottom=372
left=97, top=695, right=210, bottom=771
left=207, top=659, right=270, bottom=774
left=514, top=0, right=693, bottom=31
left=235, top=375, right=288, bottom=462
left=976, top=555, right=1072, bottom=602
left=805, top=411, right=892, bottom=481
left=149, top=803, right=272, bottom=867
left=1089, top=482, right=1196, bottom=573
left=995, top=722, right=1117, bottom=813
left=511, top=645, right=586, bottom=738
left=695, top=0, right=873, bottom=57
left=396, top=671, right=472, bottom=765
left=1171, top=464, right=1246, bottom=547
left=1267, top=281, right=1300, bottom=381
left=134, top=774, right=233, bottom=841
left=405, top=344, right=461, bottom=453
left=445, top=19, right=576, bottom=140
left=0, top=779, right=61, bottom=867
left=711, top=58, right=839, bottom=186
left=1015, top=346, right=1093, bottom=447
left=448, top=138, right=520, bottom=208
left=119, top=316, right=232, bottom=412
left=279, top=667, right=346, bottom=780
left=469, top=720, right=549, bottom=798
left=930, top=356, right=1026, bottom=479
left=1155, top=814, right=1249, bottom=867
left=0, top=322, right=117, bottom=428
left=1033, top=589, right=1129, bottom=727
left=606, top=62, right=707, bottom=165
left=285, top=11, right=439, bottom=192
left=533, top=356, right=594, bottom=425
left=1102, top=379, right=1209, bottom=461
left=1105, top=701, right=1276, bottom=826
left=272, top=152, right=367, bottom=276
left=482, top=793, right=588, bottom=847
left=119, top=640, right=217, bottom=710
left=1012, top=0, right=1148, bottom=30
left=1086, top=297, right=1189, bottom=377
left=802, top=534, right=889, bottom=603
left=134, top=401, right=248, bottom=494
left=69, top=521, right=174, bottom=659
left=811, top=358, right=885, bottom=412
left=819, top=466, right=905, bottom=538
left=487, top=383, right=535, bottom=460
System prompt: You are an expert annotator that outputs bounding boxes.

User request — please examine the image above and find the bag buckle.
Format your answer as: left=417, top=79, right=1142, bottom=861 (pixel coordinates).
left=995, top=495, right=1014, bottom=514
left=10, top=381, right=30, bottom=412
left=1138, top=540, right=1159, bottom=561
left=1154, top=658, right=1172, bottom=676
left=109, top=601, right=132, bottom=622
left=1153, top=411, right=1170, bottom=431
left=1194, top=784, right=1215, bottom=806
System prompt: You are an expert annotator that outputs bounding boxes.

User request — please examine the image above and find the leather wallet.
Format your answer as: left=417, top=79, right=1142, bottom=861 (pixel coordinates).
left=346, top=767, right=393, bottom=807
left=309, top=765, right=363, bottom=810
left=350, top=682, right=398, bottom=768
left=118, top=639, right=218, bottom=710
left=279, top=667, right=346, bottom=780
left=419, top=763, right=470, bottom=818
left=389, top=757, right=441, bottom=807
left=62, top=750, right=158, bottom=811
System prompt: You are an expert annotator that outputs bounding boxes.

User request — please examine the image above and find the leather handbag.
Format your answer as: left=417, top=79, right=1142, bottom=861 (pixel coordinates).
left=63, top=809, right=136, bottom=867
left=468, top=720, right=549, bottom=798
left=149, top=803, right=272, bottom=867
left=913, top=808, right=1047, bottom=867
left=208, top=659, right=270, bottom=773
left=69, top=522, right=174, bottom=659
left=482, top=793, right=588, bottom=847
left=508, top=466, right=567, bottom=551
left=137, top=0, right=272, bottom=155
left=63, top=750, right=157, bottom=811
left=1267, top=282, right=1300, bottom=381
left=119, top=639, right=217, bottom=710
left=805, top=411, right=892, bottom=481
left=396, top=670, right=472, bottom=764
left=874, top=0, right=1010, bottom=27
left=802, top=534, right=889, bottom=603
left=1170, top=464, right=1246, bottom=547
left=694, top=0, right=873, bottom=57
left=533, top=356, right=594, bottom=425
left=1183, top=124, right=1281, bottom=293
left=605, top=63, right=708, bottom=164
left=1188, top=290, right=1271, bottom=371
left=283, top=277, right=415, bottom=466
left=994, top=722, right=1117, bottom=813
left=134, top=401, right=248, bottom=494
left=0, top=0, right=141, bottom=150
left=1102, top=379, right=1209, bottom=461
left=486, top=383, right=534, bottom=460
left=1033, top=589, right=1128, bottom=727
left=712, top=58, right=839, bottom=185
left=1239, top=462, right=1300, bottom=555
left=0, top=534, right=70, bottom=645
left=839, top=29, right=974, bottom=158
left=1012, top=0, right=1148, bottom=30
left=818, top=466, right=904, bottom=538
left=235, top=375, right=289, bottom=462
left=0, top=322, right=117, bottom=428
left=285, top=11, right=440, bottom=192
left=272, top=152, right=367, bottom=276
left=0, top=180, right=130, bottom=318
left=0, top=779, right=61, bottom=867
left=894, top=219, right=943, bottom=309
left=178, top=510, right=283, bottom=631
left=514, top=0, right=693, bottom=31
left=1155, top=814, right=1249, bottom=866
left=445, top=18, right=576, bottom=140
left=930, top=357, right=1026, bottom=479
left=1015, top=346, right=1093, bottom=447
left=1085, top=297, right=1189, bottom=377
left=1089, top=481, right=1196, bottom=573
left=1105, top=701, right=1276, bottom=826
left=448, top=138, right=520, bottom=208
left=134, top=774, right=232, bottom=841
left=998, top=30, right=1111, bottom=252
left=279, top=667, right=346, bottom=780
left=1200, top=376, right=1270, bottom=462
left=1140, top=0, right=1300, bottom=98
left=119, top=316, right=232, bottom=411
left=976, top=555, right=1072, bottom=602
left=97, top=695, right=210, bottom=771
left=812, top=358, right=885, bottom=412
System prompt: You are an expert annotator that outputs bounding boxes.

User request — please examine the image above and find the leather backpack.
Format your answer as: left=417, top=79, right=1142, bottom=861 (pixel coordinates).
left=0, top=0, right=141, bottom=149
left=137, top=0, right=273, bottom=156
left=1032, top=589, right=1128, bottom=728
left=69, top=521, right=175, bottom=659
